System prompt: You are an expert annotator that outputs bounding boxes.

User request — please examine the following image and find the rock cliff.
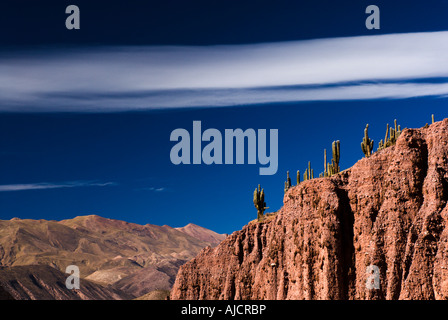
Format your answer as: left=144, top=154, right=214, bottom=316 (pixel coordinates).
left=171, top=119, right=448, bottom=300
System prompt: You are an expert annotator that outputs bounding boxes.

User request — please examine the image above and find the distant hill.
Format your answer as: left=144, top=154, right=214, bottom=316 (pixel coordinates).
left=0, top=215, right=226, bottom=299
left=134, top=289, right=170, bottom=300
left=0, top=265, right=130, bottom=300
left=176, top=223, right=227, bottom=245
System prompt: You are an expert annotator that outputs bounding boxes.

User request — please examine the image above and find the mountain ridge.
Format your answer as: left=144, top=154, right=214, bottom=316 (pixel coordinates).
left=0, top=214, right=226, bottom=299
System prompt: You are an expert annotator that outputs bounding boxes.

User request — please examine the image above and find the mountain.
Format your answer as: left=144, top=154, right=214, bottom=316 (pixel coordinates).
left=176, top=223, right=227, bottom=245
left=134, top=289, right=170, bottom=300
left=0, top=215, right=226, bottom=299
left=110, top=259, right=184, bottom=298
left=0, top=265, right=130, bottom=300
left=171, top=119, right=448, bottom=300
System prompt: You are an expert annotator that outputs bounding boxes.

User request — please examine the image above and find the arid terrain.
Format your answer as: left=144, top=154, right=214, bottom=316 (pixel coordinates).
left=4, top=119, right=448, bottom=300
left=171, top=119, right=448, bottom=300
left=0, top=215, right=225, bottom=299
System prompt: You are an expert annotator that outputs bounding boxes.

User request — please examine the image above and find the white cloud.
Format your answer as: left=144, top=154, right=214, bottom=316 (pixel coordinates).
left=150, top=187, right=166, bottom=192
left=1, top=31, right=448, bottom=112
left=139, top=187, right=166, bottom=192
left=0, top=181, right=116, bottom=192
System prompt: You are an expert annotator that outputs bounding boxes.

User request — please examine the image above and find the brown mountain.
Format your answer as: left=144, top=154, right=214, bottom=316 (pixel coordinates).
left=0, top=265, right=131, bottom=300
left=176, top=223, right=227, bottom=244
left=0, top=215, right=226, bottom=299
left=171, top=119, right=448, bottom=300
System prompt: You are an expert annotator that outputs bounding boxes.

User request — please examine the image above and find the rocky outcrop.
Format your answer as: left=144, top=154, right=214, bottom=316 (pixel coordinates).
left=171, top=119, right=448, bottom=300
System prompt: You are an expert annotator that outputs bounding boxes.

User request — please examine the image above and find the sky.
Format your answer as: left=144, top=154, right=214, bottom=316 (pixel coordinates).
left=0, top=0, right=448, bottom=234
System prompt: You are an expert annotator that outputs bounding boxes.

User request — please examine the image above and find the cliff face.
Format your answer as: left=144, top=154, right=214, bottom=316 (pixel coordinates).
left=171, top=119, right=448, bottom=300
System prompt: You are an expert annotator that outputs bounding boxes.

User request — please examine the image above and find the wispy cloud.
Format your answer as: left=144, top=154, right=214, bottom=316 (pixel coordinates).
left=1, top=31, right=448, bottom=112
left=138, top=186, right=166, bottom=192
left=0, top=181, right=116, bottom=192
left=149, top=187, right=166, bottom=192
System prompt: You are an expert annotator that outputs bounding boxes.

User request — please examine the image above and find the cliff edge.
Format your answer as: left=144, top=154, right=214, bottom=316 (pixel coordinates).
left=171, top=119, right=448, bottom=300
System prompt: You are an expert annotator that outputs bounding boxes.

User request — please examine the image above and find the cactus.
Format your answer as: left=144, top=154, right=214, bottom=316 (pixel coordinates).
left=284, top=171, right=292, bottom=193
left=378, top=120, right=402, bottom=150
left=324, top=149, right=328, bottom=177
left=361, top=124, right=374, bottom=157
left=388, top=119, right=401, bottom=146
left=303, top=162, right=314, bottom=181
left=383, top=123, right=390, bottom=148
left=297, top=170, right=300, bottom=185
left=332, top=140, right=340, bottom=173
left=322, top=141, right=341, bottom=177
left=253, top=184, right=268, bottom=222
left=378, top=139, right=384, bottom=150
left=432, top=114, right=435, bottom=124
left=389, top=120, right=397, bottom=145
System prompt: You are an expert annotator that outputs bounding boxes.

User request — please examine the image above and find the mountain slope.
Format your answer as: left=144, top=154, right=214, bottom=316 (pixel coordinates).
left=0, top=215, right=226, bottom=299
left=171, top=119, right=448, bottom=300
left=0, top=265, right=130, bottom=300
left=176, top=223, right=227, bottom=245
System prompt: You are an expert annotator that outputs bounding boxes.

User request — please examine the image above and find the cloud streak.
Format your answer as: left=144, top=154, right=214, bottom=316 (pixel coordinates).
left=1, top=31, right=448, bottom=112
left=146, top=187, right=166, bottom=192
left=0, top=181, right=116, bottom=192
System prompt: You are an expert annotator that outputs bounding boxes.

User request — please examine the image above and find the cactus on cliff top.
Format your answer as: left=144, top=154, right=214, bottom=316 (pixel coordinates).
left=253, top=184, right=268, bottom=222
left=323, top=141, right=341, bottom=177
left=361, top=124, right=374, bottom=158
left=284, top=171, right=292, bottom=194
left=304, top=161, right=314, bottom=181
left=324, top=149, right=327, bottom=177
left=378, top=119, right=402, bottom=150
left=388, top=119, right=401, bottom=145
left=332, top=140, right=340, bottom=173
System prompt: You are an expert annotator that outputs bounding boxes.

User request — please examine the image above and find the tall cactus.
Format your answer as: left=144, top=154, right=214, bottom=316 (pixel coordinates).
left=323, top=149, right=328, bottom=177
left=378, top=119, right=402, bottom=150
left=388, top=119, right=402, bottom=146
left=332, top=140, right=340, bottom=173
left=253, top=184, right=268, bottom=222
left=284, top=171, right=292, bottom=194
left=322, top=141, right=341, bottom=177
left=383, top=123, right=390, bottom=148
left=361, top=124, right=374, bottom=157
left=304, top=161, right=314, bottom=181
left=296, top=170, right=301, bottom=185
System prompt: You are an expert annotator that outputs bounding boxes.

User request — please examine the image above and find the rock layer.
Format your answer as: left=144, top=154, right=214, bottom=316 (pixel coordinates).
left=171, top=119, right=448, bottom=300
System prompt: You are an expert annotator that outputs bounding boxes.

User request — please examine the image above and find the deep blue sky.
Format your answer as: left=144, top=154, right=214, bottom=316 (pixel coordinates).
left=0, top=1, right=447, bottom=234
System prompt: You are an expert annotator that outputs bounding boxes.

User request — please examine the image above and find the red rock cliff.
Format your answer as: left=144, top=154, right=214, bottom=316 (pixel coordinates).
left=171, top=119, right=448, bottom=300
